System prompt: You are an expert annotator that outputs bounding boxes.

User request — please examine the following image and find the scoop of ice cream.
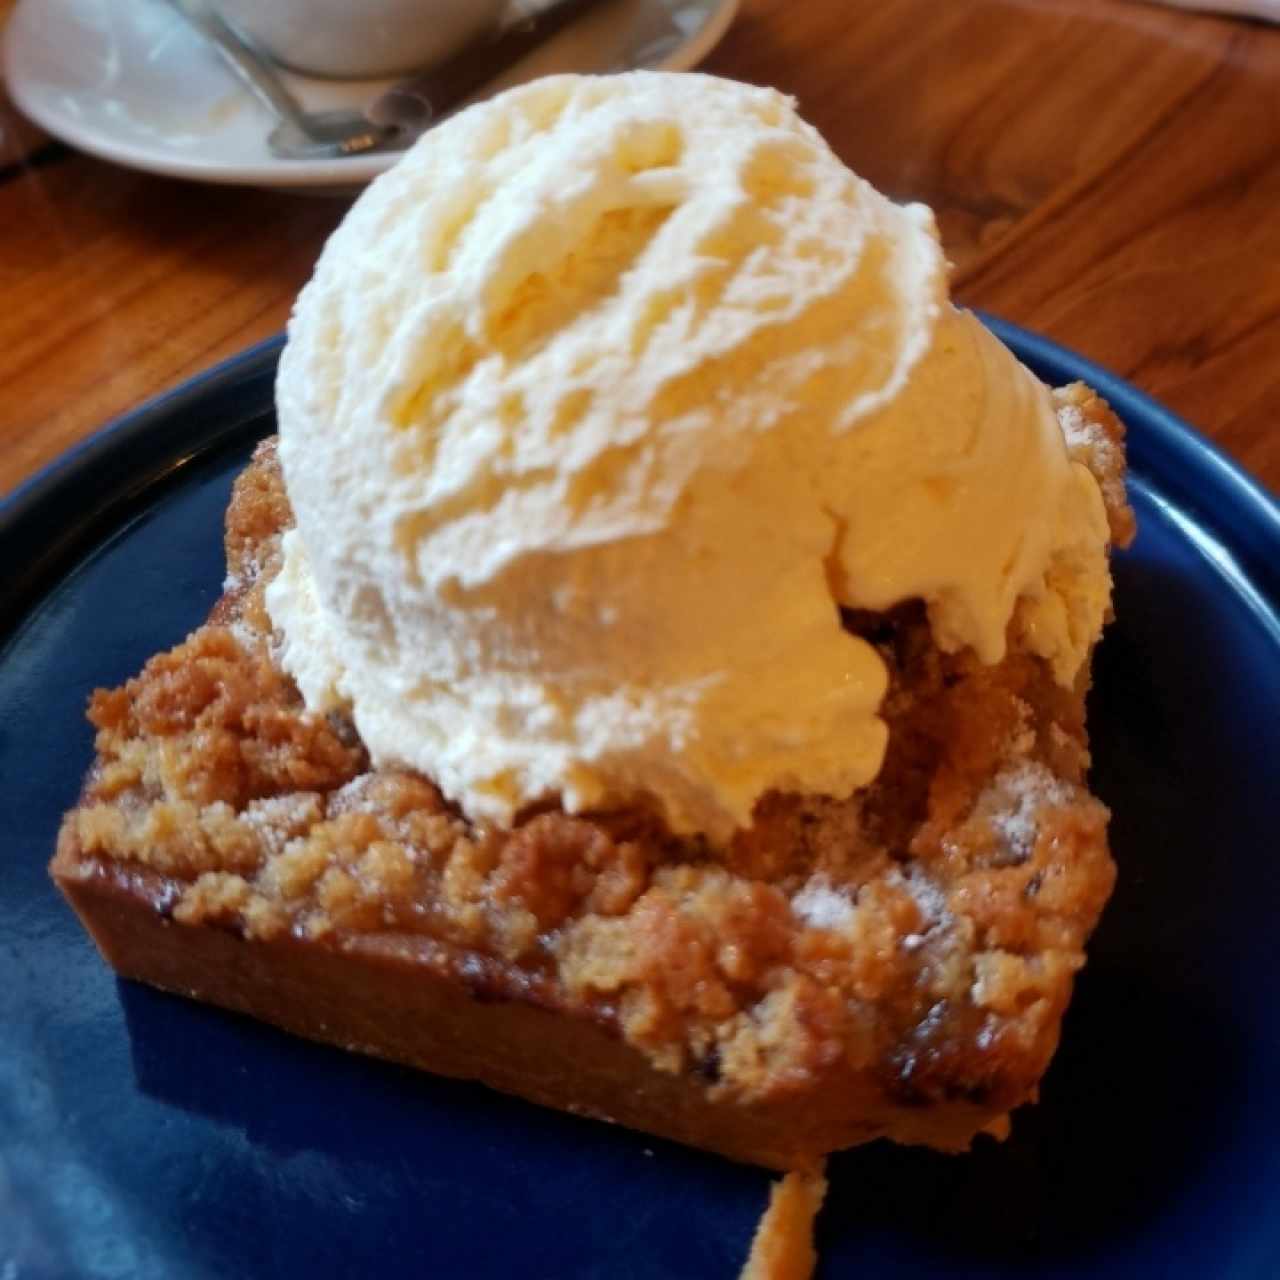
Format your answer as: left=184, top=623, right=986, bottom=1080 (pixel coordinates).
left=267, top=71, right=1112, bottom=843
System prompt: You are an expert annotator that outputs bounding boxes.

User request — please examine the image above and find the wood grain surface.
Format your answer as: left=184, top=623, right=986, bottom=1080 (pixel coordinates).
left=1, top=0, right=1278, bottom=496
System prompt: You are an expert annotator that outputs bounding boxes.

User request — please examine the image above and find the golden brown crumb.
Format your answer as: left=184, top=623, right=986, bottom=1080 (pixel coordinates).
left=739, top=1166, right=829, bottom=1280
left=1054, top=382, right=1136, bottom=550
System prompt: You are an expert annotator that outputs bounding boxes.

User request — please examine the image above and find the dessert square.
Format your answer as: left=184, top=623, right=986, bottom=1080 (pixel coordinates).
left=53, top=383, right=1132, bottom=1170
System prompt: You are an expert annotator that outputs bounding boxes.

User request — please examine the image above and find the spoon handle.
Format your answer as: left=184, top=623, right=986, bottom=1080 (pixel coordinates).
left=366, top=0, right=613, bottom=133
left=167, top=0, right=310, bottom=135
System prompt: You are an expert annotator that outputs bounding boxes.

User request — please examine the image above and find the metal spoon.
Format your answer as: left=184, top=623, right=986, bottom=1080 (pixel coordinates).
left=366, top=0, right=613, bottom=137
left=167, top=0, right=399, bottom=160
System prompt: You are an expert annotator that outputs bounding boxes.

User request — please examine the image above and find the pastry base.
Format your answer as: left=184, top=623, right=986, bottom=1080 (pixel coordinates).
left=54, top=851, right=1003, bottom=1170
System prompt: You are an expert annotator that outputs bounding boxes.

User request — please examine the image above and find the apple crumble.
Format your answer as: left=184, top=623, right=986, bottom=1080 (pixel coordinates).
left=53, top=382, right=1132, bottom=1168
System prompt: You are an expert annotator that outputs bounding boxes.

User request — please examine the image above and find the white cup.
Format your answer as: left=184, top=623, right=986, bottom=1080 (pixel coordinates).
left=210, top=0, right=509, bottom=79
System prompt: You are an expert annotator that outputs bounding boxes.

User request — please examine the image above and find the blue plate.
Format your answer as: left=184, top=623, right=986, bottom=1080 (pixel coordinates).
left=2, top=321, right=1278, bottom=1279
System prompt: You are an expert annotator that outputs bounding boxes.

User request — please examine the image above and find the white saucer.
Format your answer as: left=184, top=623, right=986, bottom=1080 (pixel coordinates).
left=3, top=0, right=739, bottom=190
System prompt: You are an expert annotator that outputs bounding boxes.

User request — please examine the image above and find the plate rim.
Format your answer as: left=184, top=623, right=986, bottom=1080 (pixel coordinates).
left=985, top=314, right=1280, bottom=616
left=3, top=317, right=1278, bottom=638
left=0, top=334, right=282, bottom=638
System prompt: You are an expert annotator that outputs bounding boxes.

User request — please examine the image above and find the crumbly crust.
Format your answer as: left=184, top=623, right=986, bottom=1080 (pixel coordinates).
left=739, top=1167, right=829, bottom=1280
left=55, top=383, right=1132, bottom=1145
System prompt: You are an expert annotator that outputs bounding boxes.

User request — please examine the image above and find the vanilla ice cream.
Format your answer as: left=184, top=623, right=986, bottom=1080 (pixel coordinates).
left=266, top=72, right=1112, bottom=843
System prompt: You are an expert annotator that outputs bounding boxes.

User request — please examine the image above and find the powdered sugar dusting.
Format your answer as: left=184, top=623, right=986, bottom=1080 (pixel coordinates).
left=224, top=546, right=263, bottom=595
left=243, top=793, right=322, bottom=854
left=992, top=803, right=1036, bottom=859
left=327, top=774, right=379, bottom=816
left=245, top=794, right=313, bottom=824
left=988, top=762, right=1071, bottom=859
left=1059, top=404, right=1093, bottom=448
left=1059, top=403, right=1119, bottom=469
left=791, top=876, right=855, bottom=930
left=887, top=867, right=949, bottom=927
left=228, top=618, right=259, bottom=653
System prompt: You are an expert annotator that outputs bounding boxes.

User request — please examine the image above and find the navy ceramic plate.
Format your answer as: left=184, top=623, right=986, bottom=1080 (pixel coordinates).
left=3, top=321, right=1279, bottom=1279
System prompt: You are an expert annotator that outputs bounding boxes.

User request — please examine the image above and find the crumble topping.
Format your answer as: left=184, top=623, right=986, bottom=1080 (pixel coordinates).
left=739, top=1166, right=829, bottom=1280
left=1054, top=383, right=1136, bottom=548
left=790, top=877, right=855, bottom=931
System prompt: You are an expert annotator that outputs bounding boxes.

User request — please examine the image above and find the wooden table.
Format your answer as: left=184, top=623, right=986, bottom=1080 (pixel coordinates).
left=2, top=0, right=1278, bottom=498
